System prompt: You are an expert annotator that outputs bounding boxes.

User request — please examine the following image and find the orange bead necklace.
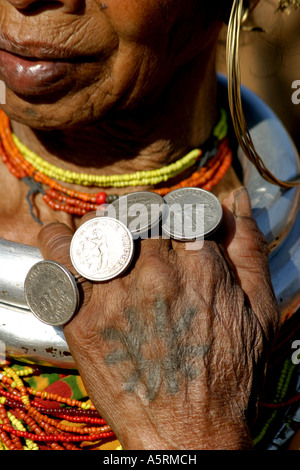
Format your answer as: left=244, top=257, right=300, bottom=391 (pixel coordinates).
left=0, top=109, right=232, bottom=223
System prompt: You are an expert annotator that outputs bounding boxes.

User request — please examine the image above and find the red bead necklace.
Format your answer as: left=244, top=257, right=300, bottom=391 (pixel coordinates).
left=0, top=109, right=232, bottom=222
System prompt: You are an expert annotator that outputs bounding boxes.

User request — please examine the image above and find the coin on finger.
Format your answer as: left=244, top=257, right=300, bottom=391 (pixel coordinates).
left=24, top=260, right=80, bottom=326
left=99, top=191, right=166, bottom=238
left=162, top=187, right=223, bottom=241
left=70, top=217, right=134, bottom=281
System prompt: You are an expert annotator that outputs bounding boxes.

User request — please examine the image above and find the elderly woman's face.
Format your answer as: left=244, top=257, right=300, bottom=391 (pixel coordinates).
left=0, top=0, right=224, bottom=128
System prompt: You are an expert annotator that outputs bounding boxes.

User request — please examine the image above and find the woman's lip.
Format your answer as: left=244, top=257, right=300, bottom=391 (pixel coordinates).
left=0, top=32, right=83, bottom=61
left=0, top=49, right=78, bottom=96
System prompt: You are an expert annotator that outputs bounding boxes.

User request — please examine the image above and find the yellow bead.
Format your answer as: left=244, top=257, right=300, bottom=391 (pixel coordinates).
left=0, top=440, right=8, bottom=450
left=11, top=110, right=226, bottom=189
left=25, top=439, right=39, bottom=450
left=81, top=402, right=91, bottom=410
left=21, top=395, right=30, bottom=405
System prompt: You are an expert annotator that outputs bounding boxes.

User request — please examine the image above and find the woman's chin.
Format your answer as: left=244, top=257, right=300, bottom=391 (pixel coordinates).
left=1, top=91, right=98, bottom=131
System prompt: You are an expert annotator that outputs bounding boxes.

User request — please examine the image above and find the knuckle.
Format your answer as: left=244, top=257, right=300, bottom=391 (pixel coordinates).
left=39, top=223, right=72, bottom=257
left=136, top=254, right=178, bottom=300
left=180, top=242, right=229, bottom=294
left=197, top=242, right=227, bottom=274
left=240, top=217, right=269, bottom=256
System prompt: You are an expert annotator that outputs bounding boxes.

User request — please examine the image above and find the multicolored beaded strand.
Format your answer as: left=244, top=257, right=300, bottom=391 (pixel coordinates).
left=0, top=362, right=114, bottom=450
left=0, top=108, right=232, bottom=222
left=253, top=359, right=297, bottom=446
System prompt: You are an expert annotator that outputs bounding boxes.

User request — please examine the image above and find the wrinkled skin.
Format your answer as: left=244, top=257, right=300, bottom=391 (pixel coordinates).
left=0, top=0, right=227, bottom=129
left=38, top=188, right=280, bottom=449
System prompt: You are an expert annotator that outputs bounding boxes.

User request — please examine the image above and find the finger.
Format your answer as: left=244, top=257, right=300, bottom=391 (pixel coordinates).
left=131, top=237, right=171, bottom=282
left=169, top=205, right=219, bottom=255
left=38, top=222, right=75, bottom=275
left=221, top=187, right=279, bottom=332
left=38, top=222, right=93, bottom=311
left=170, top=220, right=220, bottom=257
left=171, top=237, right=205, bottom=254
left=77, top=210, right=98, bottom=227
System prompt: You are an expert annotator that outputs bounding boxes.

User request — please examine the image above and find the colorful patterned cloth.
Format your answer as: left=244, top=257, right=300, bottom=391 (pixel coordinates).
left=1, top=309, right=300, bottom=450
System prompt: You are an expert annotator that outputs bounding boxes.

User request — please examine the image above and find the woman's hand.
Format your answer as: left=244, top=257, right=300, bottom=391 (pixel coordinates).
left=38, top=187, right=280, bottom=450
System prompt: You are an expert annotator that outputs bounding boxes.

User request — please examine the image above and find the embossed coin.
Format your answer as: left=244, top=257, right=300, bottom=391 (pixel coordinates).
left=24, top=260, right=80, bottom=327
left=162, top=187, right=223, bottom=241
left=99, top=191, right=166, bottom=238
left=70, top=217, right=134, bottom=281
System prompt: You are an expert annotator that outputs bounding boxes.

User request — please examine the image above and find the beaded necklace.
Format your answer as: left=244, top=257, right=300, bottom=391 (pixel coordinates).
left=0, top=109, right=232, bottom=224
left=0, top=362, right=115, bottom=450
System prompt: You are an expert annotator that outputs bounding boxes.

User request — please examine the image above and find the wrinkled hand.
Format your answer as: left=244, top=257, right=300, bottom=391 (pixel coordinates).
left=38, top=187, right=280, bottom=450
